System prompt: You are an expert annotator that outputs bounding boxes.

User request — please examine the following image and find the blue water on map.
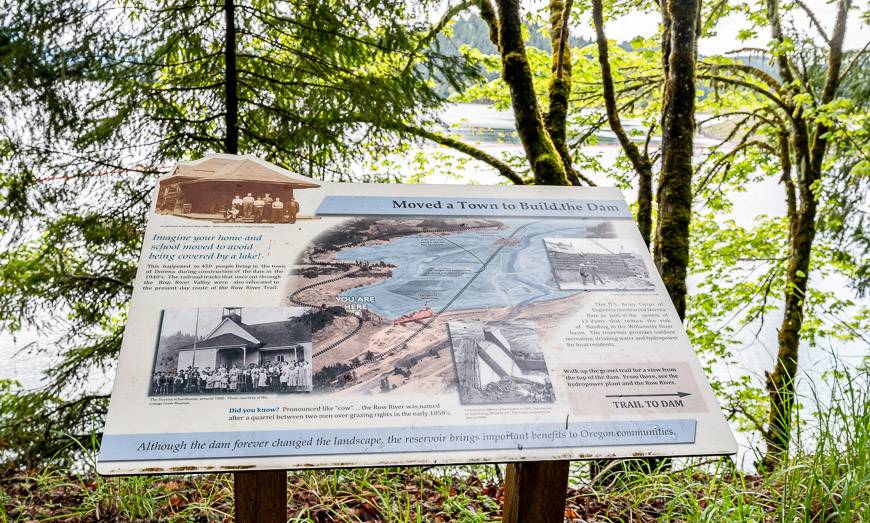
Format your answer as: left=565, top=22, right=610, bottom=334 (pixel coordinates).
left=335, top=219, right=598, bottom=319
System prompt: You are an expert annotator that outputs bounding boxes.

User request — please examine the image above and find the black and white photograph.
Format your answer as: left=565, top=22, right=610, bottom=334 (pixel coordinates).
left=150, top=307, right=313, bottom=396
left=155, top=157, right=319, bottom=223
left=447, top=320, right=555, bottom=405
left=543, top=238, right=654, bottom=291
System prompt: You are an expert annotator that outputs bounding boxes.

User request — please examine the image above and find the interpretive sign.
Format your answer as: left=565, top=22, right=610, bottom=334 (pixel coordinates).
left=97, top=154, right=736, bottom=475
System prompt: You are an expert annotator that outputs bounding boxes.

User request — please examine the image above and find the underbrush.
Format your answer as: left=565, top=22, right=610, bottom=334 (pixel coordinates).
left=2, top=373, right=867, bottom=522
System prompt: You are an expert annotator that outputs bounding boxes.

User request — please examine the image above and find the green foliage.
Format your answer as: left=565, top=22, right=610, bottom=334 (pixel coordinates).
left=818, top=93, right=870, bottom=297
left=688, top=206, right=869, bottom=434
left=689, top=0, right=869, bottom=459
left=0, top=0, right=475, bottom=466
left=3, top=365, right=868, bottom=521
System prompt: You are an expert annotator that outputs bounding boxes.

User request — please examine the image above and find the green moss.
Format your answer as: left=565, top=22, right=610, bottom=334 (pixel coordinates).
left=533, top=152, right=570, bottom=186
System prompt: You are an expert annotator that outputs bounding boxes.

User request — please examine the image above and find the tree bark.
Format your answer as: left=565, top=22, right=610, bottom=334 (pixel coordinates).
left=486, top=0, right=571, bottom=185
left=591, top=0, right=653, bottom=245
left=761, top=0, right=850, bottom=468
left=637, top=161, right=653, bottom=247
left=544, top=0, right=589, bottom=186
left=544, top=0, right=571, bottom=156
left=660, top=0, right=672, bottom=109
left=224, top=0, right=239, bottom=154
left=652, top=0, right=699, bottom=319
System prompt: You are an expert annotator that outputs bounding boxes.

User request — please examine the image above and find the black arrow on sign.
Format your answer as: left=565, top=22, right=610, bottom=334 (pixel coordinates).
left=605, top=392, right=691, bottom=398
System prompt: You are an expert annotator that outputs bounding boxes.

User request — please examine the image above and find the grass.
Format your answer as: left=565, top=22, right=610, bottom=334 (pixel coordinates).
left=3, top=453, right=867, bottom=522
left=2, top=371, right=867, bottom=522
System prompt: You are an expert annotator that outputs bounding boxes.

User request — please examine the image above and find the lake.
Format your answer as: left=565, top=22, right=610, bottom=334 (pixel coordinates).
left=1, top=103, right=866, bottom=470
left=335, top=219, right=599, bottom=319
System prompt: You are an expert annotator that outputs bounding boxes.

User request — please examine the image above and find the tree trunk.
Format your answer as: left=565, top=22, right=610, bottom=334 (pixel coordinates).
left=761, top=0, right=849, bottom=468
left=652, top=0, right=698, bottom=319
left=493, top=0, right=570, bottom=186
left=637, top=165, right=653, bottom=246
left=659, top=0, right=672, bottom=110
left=762, top=169, right=816, bottom=468
left=544, top=0, right=586, bottom=186
left=224, top=0, right=239, bottom=154
left=591, top=0, right=653, bottom=245
left=544, top=0, right=571, bottom=152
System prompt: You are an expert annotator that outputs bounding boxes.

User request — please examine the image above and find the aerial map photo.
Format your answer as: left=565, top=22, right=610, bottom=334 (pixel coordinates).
left=285, top=217, right=620, bottom=397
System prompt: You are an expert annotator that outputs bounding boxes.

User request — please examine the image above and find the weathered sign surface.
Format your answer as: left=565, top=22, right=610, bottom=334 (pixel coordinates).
left=97, top=154, right=736, bottom=475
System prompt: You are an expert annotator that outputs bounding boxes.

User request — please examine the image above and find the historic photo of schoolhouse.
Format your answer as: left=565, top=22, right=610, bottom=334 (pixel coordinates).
left=150, top=307, right=313, bottom=396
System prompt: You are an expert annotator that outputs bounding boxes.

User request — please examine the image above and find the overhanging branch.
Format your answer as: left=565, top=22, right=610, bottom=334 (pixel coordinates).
left=390, top=122, right=525, bottom=185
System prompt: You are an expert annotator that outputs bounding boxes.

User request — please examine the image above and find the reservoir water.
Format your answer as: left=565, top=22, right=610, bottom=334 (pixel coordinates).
left=335, top=219, right=605, bottom=319
left=1, top=103, right=866, bottom=470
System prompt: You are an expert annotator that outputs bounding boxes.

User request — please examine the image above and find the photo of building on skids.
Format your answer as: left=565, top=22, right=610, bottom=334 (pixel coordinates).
left=155, top=155, right=320, bottom=223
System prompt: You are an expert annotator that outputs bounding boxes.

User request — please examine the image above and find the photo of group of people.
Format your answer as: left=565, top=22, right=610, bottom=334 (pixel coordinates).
left=154, top=156, right=319, bottom=223
left=151, top=361, right=313, bottom=395
left=150, top=307, right=314, bottom=396
left=224, top=193, right=299, bottom=223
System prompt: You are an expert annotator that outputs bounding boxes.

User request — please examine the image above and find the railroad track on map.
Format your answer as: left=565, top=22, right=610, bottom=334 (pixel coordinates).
left=315, top=318, right=365, bottom=357
left=289, top=267, right=363, bottom=300
left=288, top=267, right=366, bottom=357
left=346, top=221, right=536, bottom=370
left=290, top=221, right=531, bottom=363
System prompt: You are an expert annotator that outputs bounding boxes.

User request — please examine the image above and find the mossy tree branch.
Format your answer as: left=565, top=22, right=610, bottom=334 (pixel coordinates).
left=389, top=122, right=526, bottom=185
left=592, top=0, right=654, bottom=245
left=544, top=0, right=589, bottom=186
left=495, top=0, right=570, bottom=185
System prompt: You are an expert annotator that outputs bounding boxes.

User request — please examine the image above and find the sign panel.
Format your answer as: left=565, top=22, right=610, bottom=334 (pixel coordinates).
left=97, top=154, right=736, bottom=475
